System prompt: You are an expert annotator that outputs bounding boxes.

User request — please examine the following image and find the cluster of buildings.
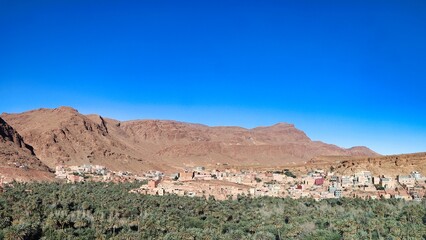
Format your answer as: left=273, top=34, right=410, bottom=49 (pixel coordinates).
left=1, top=164, right=424, bottom=202
left=0, top=176, right=18, bottom=192
left=294, top=170, right=425, bottom=201
left=130, top=167, right=426, bottom=201
left=54, top=164, right=146, bottom=183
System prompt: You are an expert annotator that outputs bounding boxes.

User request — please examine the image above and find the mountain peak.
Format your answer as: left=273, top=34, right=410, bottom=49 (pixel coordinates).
left=251, top=122, right=295, bottom=130
left=54, top=106, right=79, bottom=113
left=272, top=122, right=295, bottom=128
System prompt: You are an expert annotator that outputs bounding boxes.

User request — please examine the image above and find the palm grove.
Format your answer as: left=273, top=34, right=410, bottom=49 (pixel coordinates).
left=0, top=182, right=425, bottom=239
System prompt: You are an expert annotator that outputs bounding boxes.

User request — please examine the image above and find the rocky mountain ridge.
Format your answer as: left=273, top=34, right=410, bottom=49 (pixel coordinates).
left=1, top=106, right=379, bottom=174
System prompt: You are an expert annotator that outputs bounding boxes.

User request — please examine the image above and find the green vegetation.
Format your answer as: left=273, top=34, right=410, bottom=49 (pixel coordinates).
left=0, top=182, right=425, bottom=239
left=284, top=170, right=297, bottom=178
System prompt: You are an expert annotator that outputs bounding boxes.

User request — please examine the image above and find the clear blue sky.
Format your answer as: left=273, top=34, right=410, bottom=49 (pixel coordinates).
left=1, top=0, right=426, bottom=155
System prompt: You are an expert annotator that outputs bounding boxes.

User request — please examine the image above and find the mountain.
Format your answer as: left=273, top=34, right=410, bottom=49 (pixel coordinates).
left=0, top=117, right=53, bottom=181
left=307, top=152, right=426, bottom=177
left=1, top=107, right=166, bottom=173
left=1, top=107, right=378, bottom=173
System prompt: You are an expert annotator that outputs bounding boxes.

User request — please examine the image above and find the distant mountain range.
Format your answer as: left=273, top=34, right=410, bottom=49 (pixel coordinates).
left=0, top=106, right=380, bottom=179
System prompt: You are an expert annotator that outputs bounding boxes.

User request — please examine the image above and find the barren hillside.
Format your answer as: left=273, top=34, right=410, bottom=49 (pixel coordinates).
left=1, top=107, right=379, bottom=173
left=0, top=117, right=53, bottom=181
left=1, top=107, right=166, bottom=173
left=306, top=152, right=426, bottom=176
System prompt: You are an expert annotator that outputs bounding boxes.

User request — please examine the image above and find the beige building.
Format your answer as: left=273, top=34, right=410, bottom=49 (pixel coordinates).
left=397, top=175, right=415, bottom=187
left=380, top=177, right=395, bottom=189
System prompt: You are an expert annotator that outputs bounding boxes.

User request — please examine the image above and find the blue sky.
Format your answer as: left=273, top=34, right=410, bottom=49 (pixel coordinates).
left=1, top=0, right=426, bottom=155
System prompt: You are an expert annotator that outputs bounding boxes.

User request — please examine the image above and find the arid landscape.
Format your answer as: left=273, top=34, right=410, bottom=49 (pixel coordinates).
left=0, top=106, right=382, bottom=178
left=307, top=152, right=426, bottom=177
left=0, top=116, right=54, bottom=181
left=2, top=1, right=426, bottom=239
left=1, top=106, right=425, bottom=182
left=1, top=107, right=425, bottom=239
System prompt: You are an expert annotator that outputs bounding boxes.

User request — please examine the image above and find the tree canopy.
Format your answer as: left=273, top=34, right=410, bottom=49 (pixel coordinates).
left=0, top=182, right=425, bottom=239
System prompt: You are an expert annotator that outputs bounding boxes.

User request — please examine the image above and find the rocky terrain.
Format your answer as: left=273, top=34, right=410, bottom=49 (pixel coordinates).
left=305, top=152, right=426, bottom=177
left=0, top=117, right=53, bottom=181
left=0, top=106, right=379, bottom=175
left=1, top=107, right=167, bottom=173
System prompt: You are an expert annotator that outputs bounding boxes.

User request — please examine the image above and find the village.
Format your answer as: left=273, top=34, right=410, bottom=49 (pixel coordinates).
left=1, top=164, right=425, bottom=202
left=53, top=164, right=147, bottom=183
left=128, top=166, right=426, bottom=201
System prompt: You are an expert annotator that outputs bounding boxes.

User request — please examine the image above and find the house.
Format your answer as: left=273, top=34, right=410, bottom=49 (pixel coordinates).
left=103, top=172, right=113, bottom=181
left=69, top=165, right=81, bottom=173
left=334, top=189, right=342, bottom=198
left=272, top=173, right=285, bottom=182
left=148, top=178, right=161, bottom=189
left=394, top=192, right=412, bottom=201
left=410, top=171, right=422, bottom=180
left=363, top=185, right=377, bottom=192
left=242, top=175, right=255, bottom=184
left=81, top=164, right=92, bottom=173
left=372, top=176, right=381, bottom=185
left=314, top=177, right=324, bottom=186
left=355, top=171, right=371, bottom=178
left=55, top=165, right=65, bottom=172
left=229, top=176, right=242, bottom=184
left=67, top=175, right=84, bottom=183
left=194, top=166, right=205, bottom=172
left=341, top=176, right=352, bottom=187
left=328, top=185, right=337, bottom=194
left=193, top=171, right=212, bottom=180
left=93, top=165, right=107, bottom=175
left=321, top=191, right=335, bottom=199
left=54, top=165, right=68, bottom=179
left=330, top=176, right=339, bottom=182
left=155, top=188, right=165, bottom=196
left=413, top=193, right=422, bottom=202
left=355, top=171, right=372, bottom=185
left=180, top=170, right=194, bottom=181
left=214, top=170, right=228, bottom=180
left=397, top=175, right=415, bottom=188
left=268, top=184, right=281, bottom=195
left=380, top=177, right=394, bottom=189
left=379, top=192, right=392, bottom=199
left=170, top=173, right=180, bottom=180
left=303, top=176, right=316, bottom=186
left=144, top=170, right=164, bottom=179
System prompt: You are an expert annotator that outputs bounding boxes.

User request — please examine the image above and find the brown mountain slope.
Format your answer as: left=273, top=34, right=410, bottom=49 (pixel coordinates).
left=1, top=107, right=378, bottom=173
left=0, top=117, right=53, bottom=181
left=117, top=120, right=378, bottom=167
left=306, top=152, right=426, bottom=177
left=1, top=107, right=166, bottom=172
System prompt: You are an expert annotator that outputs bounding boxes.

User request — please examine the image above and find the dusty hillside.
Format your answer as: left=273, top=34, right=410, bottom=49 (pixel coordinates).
left=306, top=152, right=426, bottom=177
left=2, top=107, right=378, bottom=173
left=117, top=120, right=378, bottom=167
left=1, top=107, right=166, bottom=173
left=0, top=117, right=53, bottom=181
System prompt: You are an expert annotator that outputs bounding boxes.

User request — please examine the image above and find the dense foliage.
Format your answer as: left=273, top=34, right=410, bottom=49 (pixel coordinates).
left=0, top=182, right=425, bottom=239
